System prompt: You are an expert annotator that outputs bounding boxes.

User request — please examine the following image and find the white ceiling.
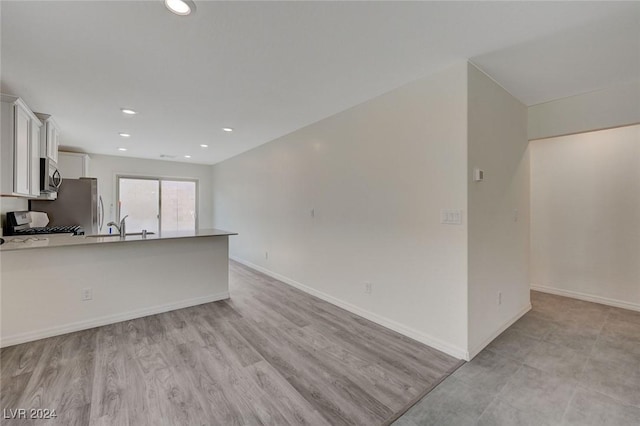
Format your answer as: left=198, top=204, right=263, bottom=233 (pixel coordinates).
left=2, top=1, right=638, bottom=165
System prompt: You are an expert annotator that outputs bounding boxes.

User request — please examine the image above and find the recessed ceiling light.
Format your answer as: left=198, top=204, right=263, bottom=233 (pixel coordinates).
left=165, top=0, right=193, bottom=16
left=118, top=147, right=128, bottom=151
left=200, top=144, right=208, bottom=148
left=121, top=108, right=137, bottom=115
left=184, top=155, right=191, bottom=158
left=119, top=133, right=131, bottom=138
left=222, top=127, right=233, bottom=132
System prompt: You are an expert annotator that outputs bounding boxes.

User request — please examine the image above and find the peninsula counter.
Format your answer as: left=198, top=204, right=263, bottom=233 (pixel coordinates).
left=0, top=229, right=236, bottom=347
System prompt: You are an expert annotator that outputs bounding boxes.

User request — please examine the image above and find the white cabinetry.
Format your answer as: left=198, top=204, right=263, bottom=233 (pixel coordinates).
left=30, top=119, right=42, bottom=197
left=13, top=103, right=30, bottom=195
left=57, top=152, right=90, bottom=179
left=1, top=95, right=42, bottom=197
left=35, top=113, right=59, bottom=163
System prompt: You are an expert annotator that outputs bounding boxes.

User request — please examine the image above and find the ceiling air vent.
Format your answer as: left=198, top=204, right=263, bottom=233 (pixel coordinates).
left=159, top=154, right=177, bottom=159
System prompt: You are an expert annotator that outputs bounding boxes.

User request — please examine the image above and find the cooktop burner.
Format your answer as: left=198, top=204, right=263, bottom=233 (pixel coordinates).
left=13, top=226, right=84, bottom=236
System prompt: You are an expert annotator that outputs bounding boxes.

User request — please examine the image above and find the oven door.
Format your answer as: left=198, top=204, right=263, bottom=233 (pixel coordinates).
left=40, top=158, right=62, bottom=193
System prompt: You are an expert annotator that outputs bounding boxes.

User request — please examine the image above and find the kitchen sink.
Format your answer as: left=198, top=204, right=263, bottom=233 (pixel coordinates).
left=84, top=232, right=155, bottom=238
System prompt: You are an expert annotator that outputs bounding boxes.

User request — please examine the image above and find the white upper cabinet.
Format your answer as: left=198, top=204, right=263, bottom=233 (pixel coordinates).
left=30, top=117, right=42, bottom=197
left=35, top=113, right=60, bottom=163
left=57, top=151, right=90, bottom=179
left=13, top=103, right=31, bottom=195
left=1, top=95, right=42, bottom=197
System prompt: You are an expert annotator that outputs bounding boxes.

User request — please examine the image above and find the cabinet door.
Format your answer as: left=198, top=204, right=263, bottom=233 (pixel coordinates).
left=58, top=152, right=88, bottom=179
left=14, top=104, right=31, bottom=195
left=30, top=119, right=41, bottom=197
left=52, top=125, right=59, bottom=163
left=47, top=122, right=59, bottom=163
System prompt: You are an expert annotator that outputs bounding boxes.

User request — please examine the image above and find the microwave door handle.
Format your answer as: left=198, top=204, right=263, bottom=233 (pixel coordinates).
left=52, top=169, right=62, bottom=188
left=99, top=196, right=104, bottom=232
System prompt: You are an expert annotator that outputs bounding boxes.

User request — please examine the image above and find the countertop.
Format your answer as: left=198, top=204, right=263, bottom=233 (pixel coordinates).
left=0, top=228, right=237, bottom=252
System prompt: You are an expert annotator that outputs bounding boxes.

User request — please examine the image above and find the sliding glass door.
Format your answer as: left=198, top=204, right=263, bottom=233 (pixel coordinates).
left=160, top=180, right=197, bottom=232
left=118, top=177, right=160, bottom=233
left=117, top=176, right=197, bottom=233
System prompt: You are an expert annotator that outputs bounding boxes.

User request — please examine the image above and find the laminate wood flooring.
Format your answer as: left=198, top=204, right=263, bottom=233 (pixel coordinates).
left=1, top=260, right=462, bottom=425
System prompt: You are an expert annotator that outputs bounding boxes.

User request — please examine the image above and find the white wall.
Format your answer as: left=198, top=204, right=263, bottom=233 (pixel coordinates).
left=528, top=80, right=640, bottom=141
left=467, top=64, right=530, bottom=357
left=89, top=154, right=214, bottom=229
left=213, top=63, right=470, bottom=358
left=530, top=125, right=640, bottom=311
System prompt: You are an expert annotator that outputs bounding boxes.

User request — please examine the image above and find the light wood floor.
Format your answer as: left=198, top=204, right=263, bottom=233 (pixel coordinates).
left=0, top=260, right=462, bottom=426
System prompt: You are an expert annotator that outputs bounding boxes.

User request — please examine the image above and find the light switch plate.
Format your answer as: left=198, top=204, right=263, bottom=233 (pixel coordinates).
left=441, top=209, right=463, bottom=225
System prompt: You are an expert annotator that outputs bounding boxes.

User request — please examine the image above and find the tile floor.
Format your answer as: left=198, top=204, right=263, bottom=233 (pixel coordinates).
left=394, top=291, right=640, bottom=426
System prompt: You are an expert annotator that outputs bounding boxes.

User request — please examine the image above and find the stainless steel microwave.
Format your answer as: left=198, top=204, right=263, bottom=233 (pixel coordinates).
left=40, top=158, right=62, bottom=193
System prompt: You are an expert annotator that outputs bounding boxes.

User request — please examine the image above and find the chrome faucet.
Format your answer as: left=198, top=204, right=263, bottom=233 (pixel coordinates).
left=107, top=215, right=128, bottom=237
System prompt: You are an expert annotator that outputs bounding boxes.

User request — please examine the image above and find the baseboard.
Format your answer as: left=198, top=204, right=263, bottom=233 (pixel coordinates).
left=0, top=291, right=230, bottom=348
left=230, top=256, right=468, bottom=360
left=531, top=284, right=640, bottom=313
left=467, top=303, right=531, bottom=360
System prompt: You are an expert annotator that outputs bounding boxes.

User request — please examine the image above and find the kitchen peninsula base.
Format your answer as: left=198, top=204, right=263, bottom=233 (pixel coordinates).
left=0, top=230, right=235, bottom=347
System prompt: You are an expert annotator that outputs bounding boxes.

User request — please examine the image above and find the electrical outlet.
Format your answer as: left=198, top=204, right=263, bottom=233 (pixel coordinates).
left=513, top=209, right=519, bottom=222
left=81, top=288, right=93, bottom=301
left=310, top=208, right=315, bottom=218
left=265, top=251, right=269, bottom=260
left=498, top=291, right=502, bottom=306
left=364, top=282, right=372, bottom=294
